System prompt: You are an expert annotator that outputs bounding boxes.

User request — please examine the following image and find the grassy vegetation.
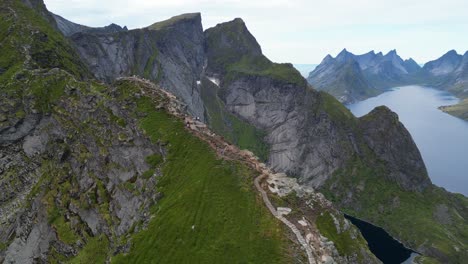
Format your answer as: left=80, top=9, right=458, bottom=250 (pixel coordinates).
left=148, top=13, right=199, bottom=30
left=201, top=78, right=270, bottom=161
left=315, top=212, right=367, bottom=259
left=204, top=18, right=305, bottom=87
left=439, top=98, right=468, bottom=121
left=319, top=91, right=357, bottom=128
left=110, top=81, right=291, bottom=263
left=322, top=158, right=468, bottom=263
left=68, top=235, right=110, bottom=264
left=226, top=55, right=306, bottom=87
left=1, top=0, right=89, bottom=79
left=3, top=1, right=294, bottom=263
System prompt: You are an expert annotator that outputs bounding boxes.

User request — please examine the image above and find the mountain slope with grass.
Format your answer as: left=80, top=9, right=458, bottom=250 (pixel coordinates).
left=0, top=1, right=378, bottom=263
left=1, top=1, right=467, bottom=263
left=201, top=19, right=467, bottom=263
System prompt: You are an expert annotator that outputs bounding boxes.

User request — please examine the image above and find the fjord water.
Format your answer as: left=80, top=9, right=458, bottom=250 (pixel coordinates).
left=348, top=85, right=468, bottom=196
left=344, top=214, right=415, bottom=264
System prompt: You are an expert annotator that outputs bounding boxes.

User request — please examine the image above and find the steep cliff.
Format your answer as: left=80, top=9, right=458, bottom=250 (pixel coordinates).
left=202, top=19, right=467, bottom=263
left=358, top=106, right=431, bottom=191
left=2, top=0, right=467, bottom=263
left=0, top=1, right=378, bottom=263
left=61, top=13, right=206, bottom=120
left=52, top=13, right=128, bottom=37
left=205, top=19, right=357, bottom=188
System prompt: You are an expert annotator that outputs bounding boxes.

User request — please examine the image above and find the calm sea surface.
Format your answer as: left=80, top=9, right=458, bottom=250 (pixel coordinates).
left=348, top=85, right=468, bottom=196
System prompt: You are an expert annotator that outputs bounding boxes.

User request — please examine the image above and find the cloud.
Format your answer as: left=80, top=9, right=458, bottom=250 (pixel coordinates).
left=44, top=0, right=468, bottom=63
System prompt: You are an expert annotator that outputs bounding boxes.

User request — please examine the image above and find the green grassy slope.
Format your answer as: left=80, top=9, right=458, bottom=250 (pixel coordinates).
left=321, top=158, right=468, bottom=263
left=1, top=1, right=295, bottom=262
left=110, top=81, right=292, bottom=263
left=225, top=55, right=306, bottom=87
left=440, top=98, right=468, bottom=121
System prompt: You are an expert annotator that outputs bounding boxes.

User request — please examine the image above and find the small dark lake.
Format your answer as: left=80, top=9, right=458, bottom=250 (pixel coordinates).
left=344, top=214, right=416, bottom=264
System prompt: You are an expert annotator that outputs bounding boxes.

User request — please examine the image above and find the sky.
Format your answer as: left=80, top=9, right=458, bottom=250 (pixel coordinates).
left=44, top=0, right=468, bottom=64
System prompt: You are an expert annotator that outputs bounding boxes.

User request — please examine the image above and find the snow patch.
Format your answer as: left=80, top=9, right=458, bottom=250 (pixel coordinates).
left=207, top=77, right=220, bottom=86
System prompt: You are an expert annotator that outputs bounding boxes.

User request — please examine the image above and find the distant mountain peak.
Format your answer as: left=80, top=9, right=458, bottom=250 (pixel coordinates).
left=336, top=48, right=355, bottom=62
left=446, top=49, right=459, bottom=56
left=148, top=13, right=201, bottom=30
left=385, top=49, right=399, bottom=58
left=423, top=49, right=463, bottom=76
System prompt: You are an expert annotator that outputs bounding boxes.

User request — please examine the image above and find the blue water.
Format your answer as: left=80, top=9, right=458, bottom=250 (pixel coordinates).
left=344, top=214, right=416, bottom=264
left=348, top=85, right=468, bottom=196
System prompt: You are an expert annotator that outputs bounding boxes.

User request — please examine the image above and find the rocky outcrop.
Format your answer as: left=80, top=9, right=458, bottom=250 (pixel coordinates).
left=65, top=13, right=206, bottom=120
left=204, top=20, right=360, bottom=187
left=52, top=13, right=128, bottom=37
left=358, top=106, right=431, bottom=191
left=0, top=70, right=163, bottom=263
left=204, top=18, right=262, bottom=75
left=222, top=75, right=356, bottom=187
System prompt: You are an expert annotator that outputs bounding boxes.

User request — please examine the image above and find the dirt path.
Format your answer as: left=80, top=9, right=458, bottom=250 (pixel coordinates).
left=254, top=174, right=316, bottom=264
left=126, top=77, right=316, bottom=264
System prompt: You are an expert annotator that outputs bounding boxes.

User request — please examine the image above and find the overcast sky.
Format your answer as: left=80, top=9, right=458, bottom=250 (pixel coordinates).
left=44, top=0, right=468, bottom=64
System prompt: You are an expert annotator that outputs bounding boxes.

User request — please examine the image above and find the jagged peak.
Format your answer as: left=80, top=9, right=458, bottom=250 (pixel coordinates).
left=323, top=54, right=334, bottom=62
left=148, top=13, right=201, bottom=30
left=204, top=16, right=263, bottom=73
left=337, top=48, right=351, bottom=56
left=385, top=49, right=398, bottom=57
left=336, top=48, right=355, bottom=62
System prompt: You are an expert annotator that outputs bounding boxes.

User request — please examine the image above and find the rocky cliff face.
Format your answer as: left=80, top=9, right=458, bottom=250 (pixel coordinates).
left=52, top=13, right=128, bottom=37
left=307, top=51, right=378, bottom=104
left=62, top=13, right=206, bottom=120
left=204, top=19, right=361, bottom=188
left=359, top=106, right=431, bottom=191
left=202, top=19, right=468, bottom=263
left=2, top=0, right=467, bottom=263
left=203, top=20, right=432, bottom=192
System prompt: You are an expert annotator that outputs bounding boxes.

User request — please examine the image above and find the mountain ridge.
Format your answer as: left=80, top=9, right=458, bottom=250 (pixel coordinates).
left=1, top=1, right=467, bottom=263
left=307, top=49, right=421, bottom=103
